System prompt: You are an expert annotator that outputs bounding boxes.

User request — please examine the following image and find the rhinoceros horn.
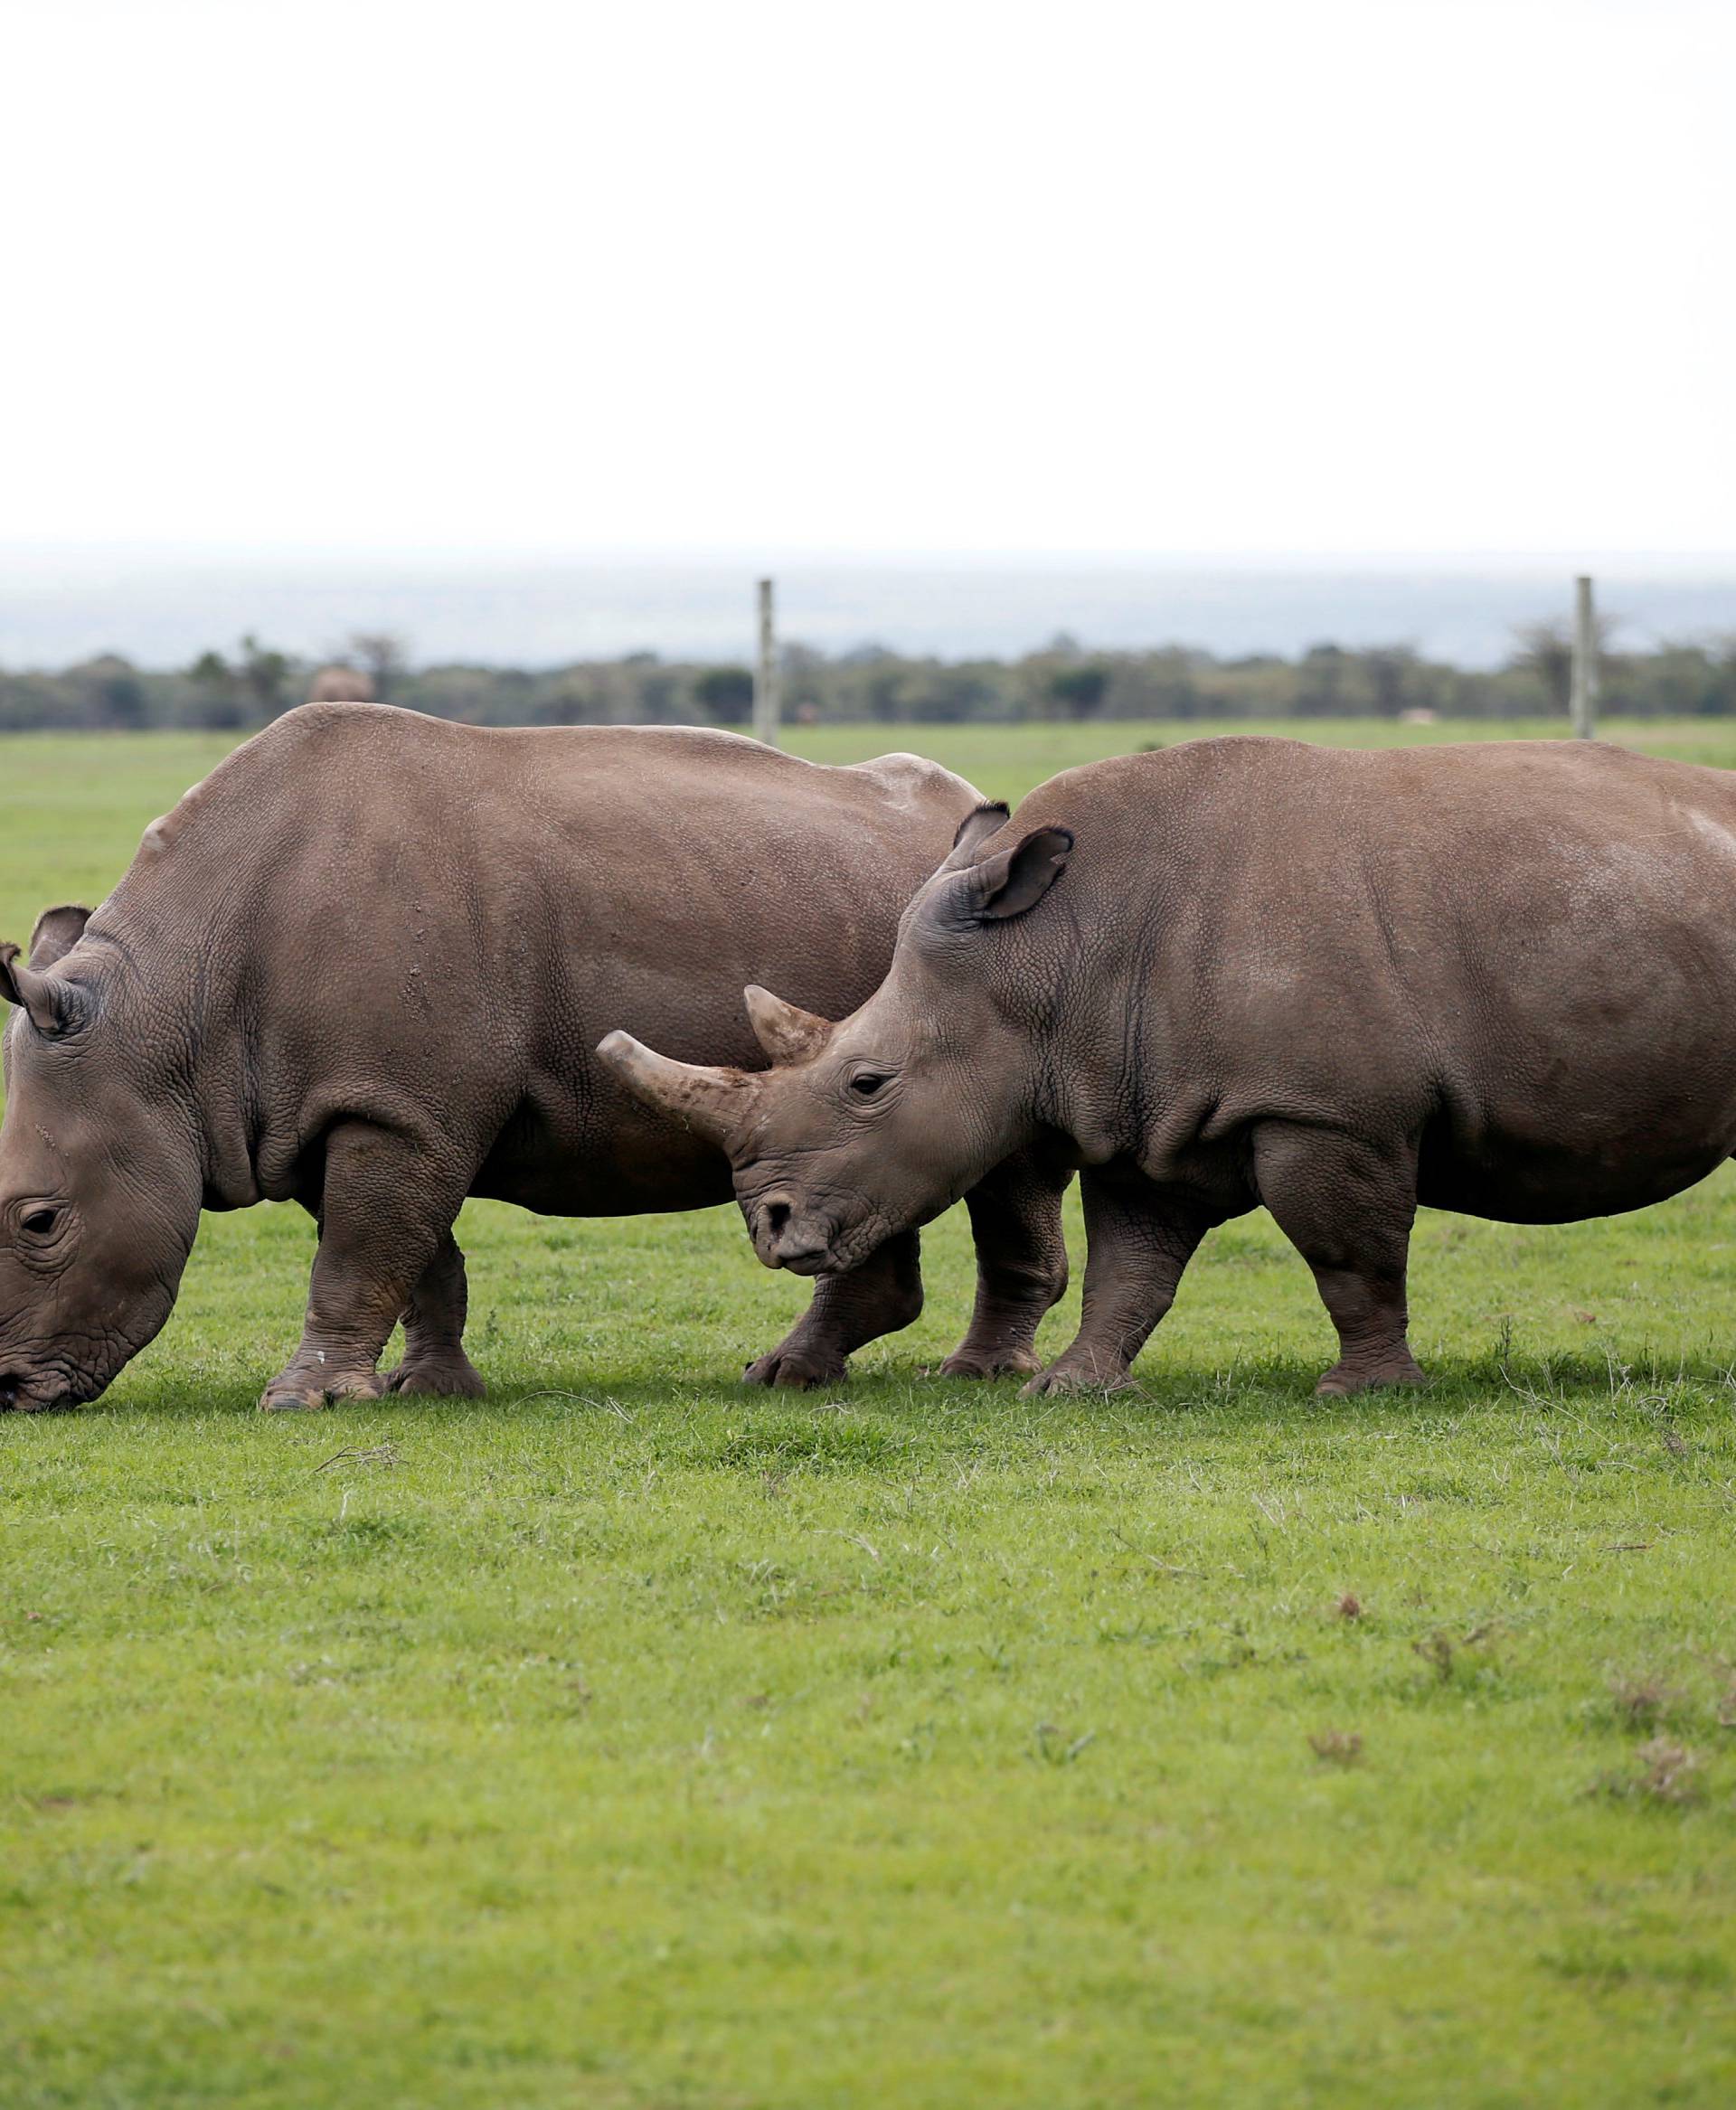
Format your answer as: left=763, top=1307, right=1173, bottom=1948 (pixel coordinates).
left=743, top=984, right=834, bottom=1065
left=0, top=943, right=78, bottom=1038
left=596, top=1031, right=754, bottom=1146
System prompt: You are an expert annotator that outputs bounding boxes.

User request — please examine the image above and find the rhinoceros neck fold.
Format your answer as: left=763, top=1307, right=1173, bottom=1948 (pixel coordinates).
left=82, top=815, right=263, bottom=1213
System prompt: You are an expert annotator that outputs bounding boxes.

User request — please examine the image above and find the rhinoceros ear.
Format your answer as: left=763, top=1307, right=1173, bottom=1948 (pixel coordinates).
left=0, top=943, right=80, bottom=1037
left=948, top=825, right=1074, bottom=924
left=743, top=984, right=833, bottom=1065
left=596, top=1031, right=756, bottom=1146
left=29, top=905, right=91, bottom=970
left=939, top=802, right=1011, bottom=871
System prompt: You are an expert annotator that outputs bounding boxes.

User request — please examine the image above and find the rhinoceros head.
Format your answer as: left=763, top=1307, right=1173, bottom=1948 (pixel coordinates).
left=0, top=909, right=203, bottom=1410
left=598, top=807, right=1073, bottom=1279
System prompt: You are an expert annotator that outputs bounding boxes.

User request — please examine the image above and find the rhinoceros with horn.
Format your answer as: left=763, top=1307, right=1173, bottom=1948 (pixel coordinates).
left=0, top=703, right=1070, bottom=1410
left=601, top=736, right=1736, bottom=1397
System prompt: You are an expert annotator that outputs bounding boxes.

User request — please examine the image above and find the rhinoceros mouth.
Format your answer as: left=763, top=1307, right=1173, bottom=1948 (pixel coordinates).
left=775, top=1248, right=832, bottom=1277
left=0, top=1368, right=80, bottom=1412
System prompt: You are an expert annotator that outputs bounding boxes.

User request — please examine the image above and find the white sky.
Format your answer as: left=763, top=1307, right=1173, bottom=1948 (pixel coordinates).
left=2, top=0, right=1731, bottom=561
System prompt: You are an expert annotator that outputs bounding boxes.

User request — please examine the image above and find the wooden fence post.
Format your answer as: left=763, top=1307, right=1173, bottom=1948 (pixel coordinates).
left=1571, top=575, right=1598, bottom=739
left=754, top=579, right=780, bottom=748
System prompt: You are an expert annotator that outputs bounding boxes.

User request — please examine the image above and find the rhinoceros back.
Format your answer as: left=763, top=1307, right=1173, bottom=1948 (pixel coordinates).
left=90, top=703, right=983, bottom=1217
left=1006, top=735, right=1736, bottom=1226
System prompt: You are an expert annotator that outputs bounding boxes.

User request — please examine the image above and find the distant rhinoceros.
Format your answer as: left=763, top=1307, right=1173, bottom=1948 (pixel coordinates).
left=600, top=736, right=1736, bottom=1397
left=0, top=704, right=1069, bottom=1411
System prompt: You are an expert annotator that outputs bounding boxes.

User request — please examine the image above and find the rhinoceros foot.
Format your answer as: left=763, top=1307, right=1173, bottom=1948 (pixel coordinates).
left=1021, top=1361, right=1137, bottom=1399
left=259, top=1366, right=388, bottom=1412
left=1314, top=1354, right=1428, bottom=1399
left=742, top=1346, right=849, bottom=1389
left=937, top=1345, right=1044, bottom=1380
left=384, top=1353, right=487, bottom=1399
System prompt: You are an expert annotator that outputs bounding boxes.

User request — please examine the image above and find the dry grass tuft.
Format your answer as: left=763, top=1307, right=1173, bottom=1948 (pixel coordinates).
left=1609, top=1673, right=1684, bottom=1731
left=1592, top=1738, right=1705, bottom=1806
left=1412, top=1623, right=1497, bottom=1683
left=1308, top=1729, right=1364, bottom=1766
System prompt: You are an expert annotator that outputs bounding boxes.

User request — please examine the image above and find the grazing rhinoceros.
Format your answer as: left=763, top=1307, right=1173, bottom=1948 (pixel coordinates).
left=600, top=735, right=1736, bottom=1398
left=0, top=703, right=1069, bottom=1411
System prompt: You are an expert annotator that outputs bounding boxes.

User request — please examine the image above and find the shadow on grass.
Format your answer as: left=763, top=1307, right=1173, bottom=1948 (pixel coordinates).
left=31, top=1338, right=1733, bottom=1443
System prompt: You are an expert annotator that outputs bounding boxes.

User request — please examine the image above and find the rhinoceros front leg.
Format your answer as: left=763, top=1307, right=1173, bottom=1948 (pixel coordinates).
left=384, top=1229, right=487, bottom=1399
left=743, top=1229, right=924, bottom=1389
left=1024, top=1172, right=1217, bottom=1396
left=261, top=1121, right=471, bottom=1411
left=940, top=1151, right=1071, bottom=1379
left=1252, top=1123, right=1426, bottom=1397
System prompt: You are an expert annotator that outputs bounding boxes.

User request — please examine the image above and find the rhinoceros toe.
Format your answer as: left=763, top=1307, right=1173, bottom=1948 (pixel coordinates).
left=259, top=1380, right=328, bottom=1412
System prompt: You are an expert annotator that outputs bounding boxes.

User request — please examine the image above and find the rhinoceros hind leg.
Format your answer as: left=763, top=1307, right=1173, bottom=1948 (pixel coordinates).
left=940, top=1152, right=1071, bottom=1379
left=1252, top=1123, right=1426, bottom=1398
left=1021, top=1173, right=1216, bottom=1397
left=383, top=1230, right=487, bottom=1398
left=743, top=1229, right=923, bottom=1388
left=260, top=1121, right=472, bottom=1412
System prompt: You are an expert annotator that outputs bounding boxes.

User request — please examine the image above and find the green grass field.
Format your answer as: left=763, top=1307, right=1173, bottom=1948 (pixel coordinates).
left=5, top=719, right=1736, bottom=2107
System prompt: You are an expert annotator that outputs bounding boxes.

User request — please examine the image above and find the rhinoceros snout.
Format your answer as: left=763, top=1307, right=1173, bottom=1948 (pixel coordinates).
left=757, top=1197, right=832, bottom=1276
left=0, top=1367, right=72, bottom=1412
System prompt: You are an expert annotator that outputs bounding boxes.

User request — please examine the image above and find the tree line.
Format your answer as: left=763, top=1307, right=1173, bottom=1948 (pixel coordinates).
left=4, top=622, right=1736, bottom=734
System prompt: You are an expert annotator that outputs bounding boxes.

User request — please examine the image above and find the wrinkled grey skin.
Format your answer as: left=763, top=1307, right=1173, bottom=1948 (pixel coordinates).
left=0, top=703, right=1069, bottom=1411
left=602, top=736, right=1736, bottom=1397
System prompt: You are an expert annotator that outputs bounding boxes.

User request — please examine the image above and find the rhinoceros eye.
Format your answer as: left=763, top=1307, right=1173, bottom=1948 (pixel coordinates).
left=20, top=1208, right=59, bottom=1237
left=850, top=1073, right=889, bottom=1098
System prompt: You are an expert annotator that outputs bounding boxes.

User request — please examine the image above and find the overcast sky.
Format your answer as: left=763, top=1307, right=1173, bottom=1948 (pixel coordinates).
left=2, top=0, right=1731, bottom=563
